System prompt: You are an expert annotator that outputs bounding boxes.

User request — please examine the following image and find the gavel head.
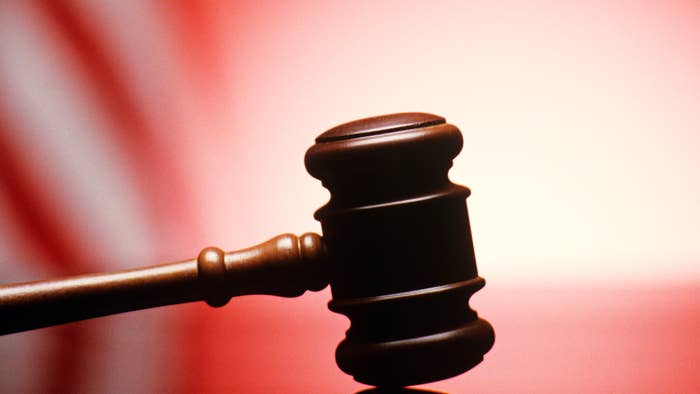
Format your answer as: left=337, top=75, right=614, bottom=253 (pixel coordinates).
left=304, top=113, right=495, bottom=387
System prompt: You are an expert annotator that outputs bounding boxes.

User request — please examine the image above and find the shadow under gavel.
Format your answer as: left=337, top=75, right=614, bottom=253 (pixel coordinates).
left=0, top=113, right=494, bottom=388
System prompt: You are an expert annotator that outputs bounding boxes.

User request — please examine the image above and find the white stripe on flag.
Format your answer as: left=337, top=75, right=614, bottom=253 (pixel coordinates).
left=0, top=2, right=168, bottom=392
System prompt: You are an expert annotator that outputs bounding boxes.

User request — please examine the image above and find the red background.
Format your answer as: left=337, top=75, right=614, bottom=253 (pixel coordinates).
left=0, top=1, right=698, bottom=392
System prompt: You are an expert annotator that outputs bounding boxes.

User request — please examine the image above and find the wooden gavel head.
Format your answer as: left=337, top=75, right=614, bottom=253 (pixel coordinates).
left=305, top=113, right=495, bottom=387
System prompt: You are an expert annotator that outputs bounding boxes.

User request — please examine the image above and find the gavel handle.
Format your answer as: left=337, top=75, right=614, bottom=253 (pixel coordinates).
left=0, top=233, right=327, bottom=335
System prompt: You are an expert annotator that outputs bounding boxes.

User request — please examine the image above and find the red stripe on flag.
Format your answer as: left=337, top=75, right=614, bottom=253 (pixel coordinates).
left=37, top=0, right=200, bottom=255
left=0, top=115, right=91, bottom=274
left=0, top=104, right=90, bottom=394
left=163, top=0, right=225, bottom=98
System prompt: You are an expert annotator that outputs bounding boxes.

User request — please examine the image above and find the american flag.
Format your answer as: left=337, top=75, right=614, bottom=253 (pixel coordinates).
left=0, top=1, right=239, bottom=392
left=2, top=1, right=699, bottom=393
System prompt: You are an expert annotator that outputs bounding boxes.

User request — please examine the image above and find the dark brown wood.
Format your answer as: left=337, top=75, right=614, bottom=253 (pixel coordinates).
left=306, top=113, right=494, bottom=387
left=0, top=112, right=493, bottom=389
left=0, top=233, right=326, bottom=335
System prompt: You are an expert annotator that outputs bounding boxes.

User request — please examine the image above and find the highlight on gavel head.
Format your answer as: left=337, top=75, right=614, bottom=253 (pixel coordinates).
left=305, top=113, right=495, bottom=387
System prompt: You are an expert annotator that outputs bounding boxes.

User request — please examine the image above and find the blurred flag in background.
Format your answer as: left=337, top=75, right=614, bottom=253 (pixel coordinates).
left=0, top=0, right=226, bottom=392
left=1, top=1, right=699, bottom=393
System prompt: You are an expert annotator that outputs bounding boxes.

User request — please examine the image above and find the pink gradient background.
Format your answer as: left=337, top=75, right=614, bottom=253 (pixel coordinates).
left=178, top=1, right=700, bottom=392
left=1, top=0, right=699, bottom=393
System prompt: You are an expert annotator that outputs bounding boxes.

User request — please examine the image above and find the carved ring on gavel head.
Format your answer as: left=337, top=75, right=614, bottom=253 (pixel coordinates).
left=0, top=113, right=494, bottom=388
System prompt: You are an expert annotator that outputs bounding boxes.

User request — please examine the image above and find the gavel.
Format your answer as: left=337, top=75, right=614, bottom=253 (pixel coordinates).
left=0, top=113, right=494, bottom=387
